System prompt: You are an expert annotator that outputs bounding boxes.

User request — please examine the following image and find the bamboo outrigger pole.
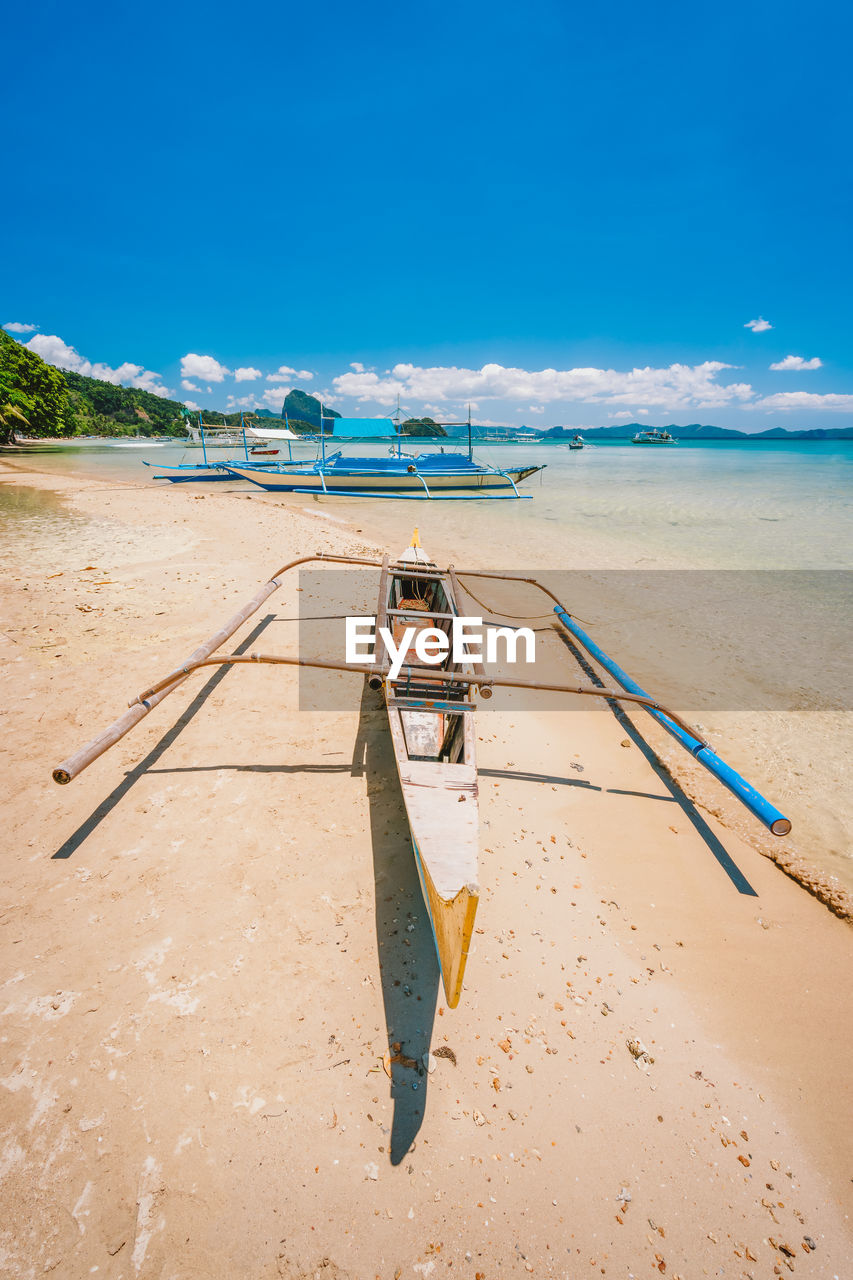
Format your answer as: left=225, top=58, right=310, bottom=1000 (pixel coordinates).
left=51, top=555, right=793, bottom=840
left=52, top=553, right=385, bottom=786
left=551, top=605, right=792, bottom=835
left=453, top=569, right=793, bottom=838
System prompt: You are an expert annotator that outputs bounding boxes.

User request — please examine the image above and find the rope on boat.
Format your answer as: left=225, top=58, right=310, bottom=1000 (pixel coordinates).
left=453, top=572, right=593, bottom=624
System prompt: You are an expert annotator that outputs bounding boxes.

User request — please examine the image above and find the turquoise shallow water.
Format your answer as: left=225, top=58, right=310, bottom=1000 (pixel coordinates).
left=5, top=437, right=852, bottom=569
left=3, top=437, right=852, bottom=890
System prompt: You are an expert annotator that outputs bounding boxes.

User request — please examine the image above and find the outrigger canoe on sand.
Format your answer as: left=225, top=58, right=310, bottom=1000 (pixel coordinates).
left=380, top=536, right=481, bottom=1006
left=52, top=534, right=791, bottom=1009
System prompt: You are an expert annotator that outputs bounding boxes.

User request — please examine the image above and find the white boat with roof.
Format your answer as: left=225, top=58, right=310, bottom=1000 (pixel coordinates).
left=632, top=428, right=677, bottom=444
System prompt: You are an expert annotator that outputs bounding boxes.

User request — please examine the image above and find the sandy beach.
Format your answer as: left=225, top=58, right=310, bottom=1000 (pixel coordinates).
left=1, top=461, right=851, bottom=1279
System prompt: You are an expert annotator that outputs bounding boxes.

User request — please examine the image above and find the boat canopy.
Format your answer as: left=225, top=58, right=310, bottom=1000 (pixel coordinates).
left=328, top=417, right=396, bottom=437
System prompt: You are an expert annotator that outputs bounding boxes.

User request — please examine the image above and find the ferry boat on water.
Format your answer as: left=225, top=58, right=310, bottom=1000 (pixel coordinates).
left=632, top=428, right=677, bottom=445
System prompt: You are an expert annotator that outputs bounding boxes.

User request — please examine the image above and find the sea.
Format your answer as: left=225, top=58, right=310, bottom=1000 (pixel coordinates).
left=2, top=436, right=851, bottom=892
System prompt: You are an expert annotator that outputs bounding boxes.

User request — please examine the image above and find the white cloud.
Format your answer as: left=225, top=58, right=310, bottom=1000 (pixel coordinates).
left=262, top=387, right=288, bottom=410
left=769, top=354, right=823, bottom=372
left=25, top=333, right=171, bottom=397
left=332, top=360, right=756, bottom=411
left=332, top=370, right=407, bottom=404
left=183, top=401, right=202, bottom=411
left=266, top=365, right=314, bottom=383
left=609, top=410, right=634, bottom=420
left=350, top=361, right=365, bottom=373
left=527, top=405, right=544, bottom=414
left=127, top=368, right=171, bottom=396
left=744, top=317, right=773, bottom=332
left=182, top=380, right=200, bottom=392
left=3, top=321, right=39, bottom=334
left=234, top=366, right=262, bottom=382
left=754, top=391, right=853, bottom=411
left=180, top=353, right=230, bottom=383
left=226, top=394, right=259, bottom=410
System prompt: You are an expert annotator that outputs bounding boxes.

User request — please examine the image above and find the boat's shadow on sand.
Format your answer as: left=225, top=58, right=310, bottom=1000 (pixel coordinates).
left=351, top=680, right=440, bottom=1166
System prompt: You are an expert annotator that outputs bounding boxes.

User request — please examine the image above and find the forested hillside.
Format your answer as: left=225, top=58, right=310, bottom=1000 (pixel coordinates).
left=63, top=371, right=187, bottom=436
left=0, top=328, right=71, bottom=442
left=0, top=330, right=189, bottom=441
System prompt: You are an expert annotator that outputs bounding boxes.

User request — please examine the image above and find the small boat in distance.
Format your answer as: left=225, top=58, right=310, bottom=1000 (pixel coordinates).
left=632, top=428, right=678, bottom=445
left=568, top=434, right=585, bottom=450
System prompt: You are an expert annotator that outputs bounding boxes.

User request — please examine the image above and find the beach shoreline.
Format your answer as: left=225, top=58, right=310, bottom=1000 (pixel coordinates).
left=1, top=460, right=851, bottom=1277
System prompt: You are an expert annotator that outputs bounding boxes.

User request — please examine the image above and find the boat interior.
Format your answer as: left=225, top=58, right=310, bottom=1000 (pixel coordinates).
left=385, top=561, right=475, bottom=767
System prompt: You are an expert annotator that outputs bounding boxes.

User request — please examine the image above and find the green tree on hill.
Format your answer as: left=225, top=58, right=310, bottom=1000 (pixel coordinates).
left=401, top=416, right=447, bottom=437
left=0, top=329, right=71, bottom=441
left=63, top=370, right=187, bottom=436
left=0, top=379, right=32, bottom=442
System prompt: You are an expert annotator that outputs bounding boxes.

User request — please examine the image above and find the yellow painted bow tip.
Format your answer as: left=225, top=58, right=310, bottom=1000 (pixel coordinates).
left=409, top=527, right=421, bottom=548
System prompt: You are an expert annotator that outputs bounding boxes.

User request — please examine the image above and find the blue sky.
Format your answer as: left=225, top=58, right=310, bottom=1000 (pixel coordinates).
left=3, top=0, right=851, bottom=428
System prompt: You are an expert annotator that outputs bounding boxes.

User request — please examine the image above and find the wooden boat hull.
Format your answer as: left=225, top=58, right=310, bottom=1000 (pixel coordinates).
left=146, top=467, right=233, bottom=482
left=411, top=838, right=478, bottom=1010
left=141, top=460, right=233, bottom=481
left=224, top=463, right=541, bottom=494
left=382, top=544, right=480, bottom=1006
left=142, top=459, right=314, bottom=482
left=386, top=714, right=480, bottom=1008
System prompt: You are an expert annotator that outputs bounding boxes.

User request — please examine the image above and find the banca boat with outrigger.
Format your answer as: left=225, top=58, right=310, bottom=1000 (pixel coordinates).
left=222, top=409, right=544, bottom=498
left=52, top=535, right=792, bottom=1009
left=142, top=414, right=307, bottom=483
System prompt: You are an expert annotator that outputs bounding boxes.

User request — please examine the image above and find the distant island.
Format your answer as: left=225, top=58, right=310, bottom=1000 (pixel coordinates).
left=1, top=332, right=850, bottom=444
left=540, top=422, right=853, bottom=442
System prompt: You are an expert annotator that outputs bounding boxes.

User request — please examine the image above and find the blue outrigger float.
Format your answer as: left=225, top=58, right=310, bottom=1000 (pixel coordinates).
left=53, top=540, right=791, bottom=1009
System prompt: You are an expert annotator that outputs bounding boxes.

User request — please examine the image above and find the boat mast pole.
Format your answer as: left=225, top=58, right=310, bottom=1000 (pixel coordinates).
left=240, top=413, right=248, bottom=461
left=320, top=401, right=327, bottom=465
left=467, top=404, right=473, bottom=462
left=199, top=413, right=208, bottom=467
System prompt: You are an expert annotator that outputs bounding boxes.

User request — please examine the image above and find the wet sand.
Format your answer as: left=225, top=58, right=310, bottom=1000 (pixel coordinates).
left=1, top=462, right=851, bottom=1278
